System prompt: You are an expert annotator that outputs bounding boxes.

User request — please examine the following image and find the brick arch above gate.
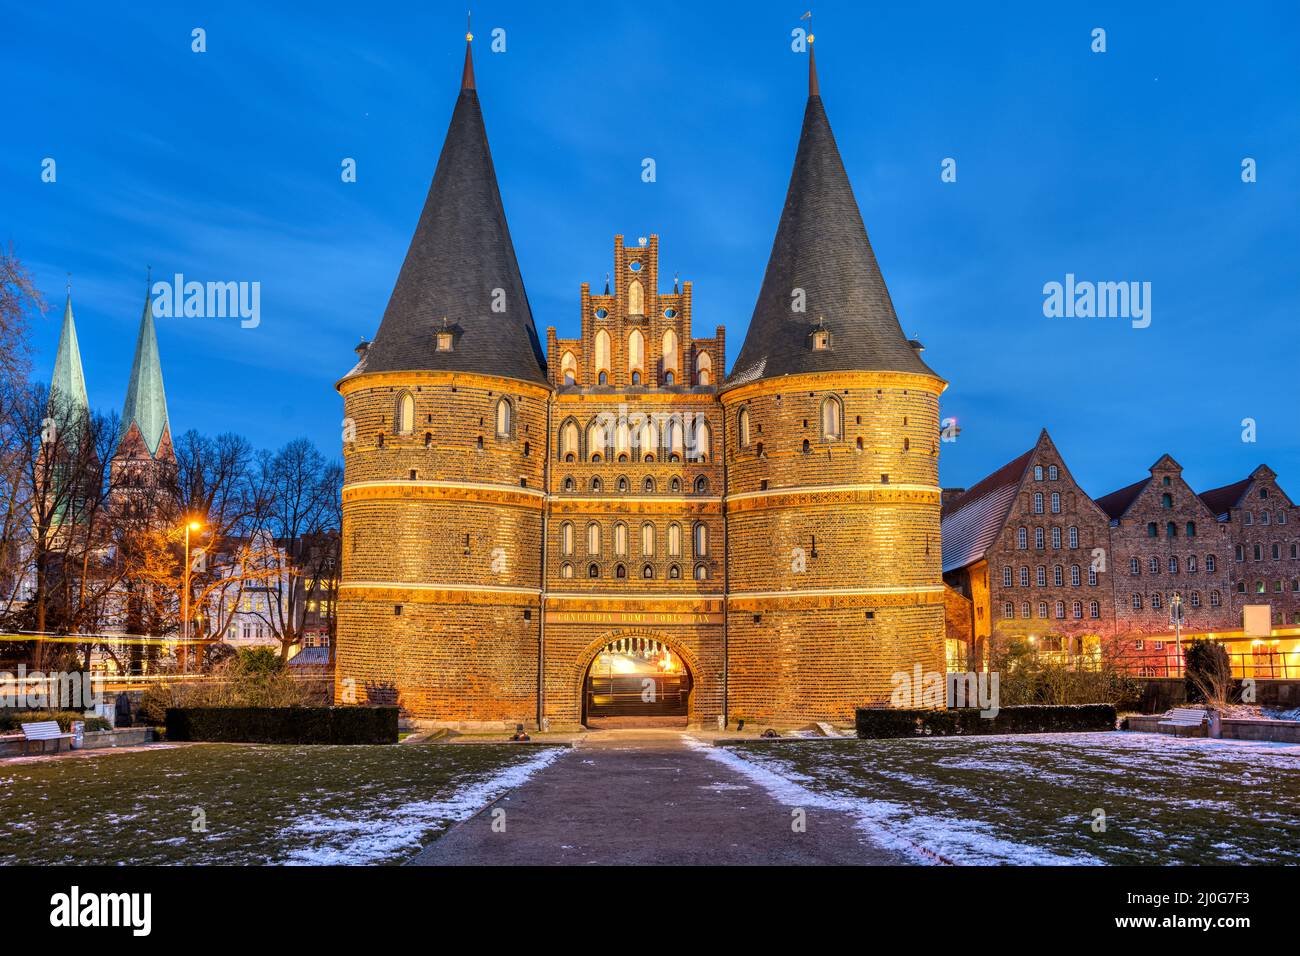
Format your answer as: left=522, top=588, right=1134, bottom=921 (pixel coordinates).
left=572, top=628, right=704, bottom=704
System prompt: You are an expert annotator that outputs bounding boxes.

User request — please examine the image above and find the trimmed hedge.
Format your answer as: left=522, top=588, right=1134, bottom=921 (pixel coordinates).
left=165, top=706, right=398, bottom=744
left=0, top=710, right=112, bottom=733
left=856, top=704, right=1117, bottom=739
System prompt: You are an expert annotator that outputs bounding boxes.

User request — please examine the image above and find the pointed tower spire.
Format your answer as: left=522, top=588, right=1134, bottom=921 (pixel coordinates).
left=50, top=287, right=90, bottom=422
left=461, top=14, right=476, bottom=90
left=729, top=38, right=938, bottom=385
left=117, top=280, right=173, bottom=461
left=357, top=28, right=547, bottom=385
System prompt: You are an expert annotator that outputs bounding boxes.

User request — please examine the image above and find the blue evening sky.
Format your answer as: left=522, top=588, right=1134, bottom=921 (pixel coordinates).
left=5, top=2, right=1298, bottom=499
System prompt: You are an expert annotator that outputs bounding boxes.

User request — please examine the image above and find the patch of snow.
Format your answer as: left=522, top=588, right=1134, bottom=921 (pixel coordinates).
left=687, top=738, right=1095, bottom=866
left=280, top=746, right=566, bottom=865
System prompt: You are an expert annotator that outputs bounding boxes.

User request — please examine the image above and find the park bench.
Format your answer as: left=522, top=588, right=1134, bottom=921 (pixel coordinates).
left=1157, top=707, right=1208, bottom=736
left=19, top=720, right=74, bottom=755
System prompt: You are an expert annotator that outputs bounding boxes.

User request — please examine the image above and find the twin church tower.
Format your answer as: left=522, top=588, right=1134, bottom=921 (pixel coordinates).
left=336, top=34, right=947, bottom=728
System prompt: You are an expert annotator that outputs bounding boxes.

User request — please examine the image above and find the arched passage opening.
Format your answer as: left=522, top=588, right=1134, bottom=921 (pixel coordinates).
left=580, top=633, right=694, bottom=729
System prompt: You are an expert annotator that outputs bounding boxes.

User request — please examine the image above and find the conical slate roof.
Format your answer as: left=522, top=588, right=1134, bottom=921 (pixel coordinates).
left=358, top=39, right=547, bottom=385
left=729, top=44, right=938, bottom=385
left=50, top=293, right=89, bottom=419
left=118, top=287, right=171, bottom=458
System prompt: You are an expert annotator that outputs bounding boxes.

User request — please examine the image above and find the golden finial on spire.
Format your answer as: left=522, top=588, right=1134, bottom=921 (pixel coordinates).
left=466, top=10, right=473, bottom=42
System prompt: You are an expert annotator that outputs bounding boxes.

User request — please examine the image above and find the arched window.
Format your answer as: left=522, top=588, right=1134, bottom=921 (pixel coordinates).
left=1048, top=465, right=1059, bottom=480
left=560, top=562, right=573, bottom=579
left=668, top=523, right=682, bottom=557
left=694, top=564, right=709, bottom=581
left=665, top=416, right=683, bottom=460
left=642, top=564, right=655, bottom=579
left=560, top=522, right=574, bottom=556
left=643, top=476, right=656, bottom=494
left=1161, top=493, right=1173, bottom=509
left=563, top=476, right=575, bottom=492
left=395, top=392, right=414, bottom=434
left=586, top=420, right=607, bottom=461
left=628, top=330, right=645, bottom=380
left=661, top=329, right=679, bottom=380
left=738, top=407, right=752, bottom=447
left=1089, top=600, right=1099, bottom=618
left=595, top=329, right=611, bottom=382
left=641, top=522, right=655, bottom=556
left=690, top=419, right=711, bottom=461
left=617, top=475, right=629, bottom=493
left=561, top=351, right=578, bottom=386
left=590, top=476, right=602, bottom=493
left=820, top=396, right=843, bottom=440
left=693, top=522, right=709, bottom=557
left=669, top=477, right=681, bottom=493
left=669, top=564, right=681, bottom=579
left=559, top=420, right=579, bottom=461
left=614, top=522, right=628, bottom=557
left=1033, top=492, right=1044, bottom=514
left=639, top=418, right=658, bottom=461
left=494, top=398, right=512, bottom=439
left=615, top=563, right=627, bottom=579
left=694, top=475, right=708, bottom=495
left=586, top=522, right=601, bottom=555
left=588, top=563, right=600, bottom=578
left=695, top=351, right=712, bottom=386
left=615, top=421, right=630, bottom=460
left=628, top=278, right=645, bottom=316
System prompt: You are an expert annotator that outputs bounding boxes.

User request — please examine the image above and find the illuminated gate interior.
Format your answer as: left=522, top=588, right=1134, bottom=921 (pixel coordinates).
left=583, top=636, right=692, bottom=727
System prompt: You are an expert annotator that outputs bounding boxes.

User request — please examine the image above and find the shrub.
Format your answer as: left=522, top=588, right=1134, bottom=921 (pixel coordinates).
left=856, top=704, right=1117, bottom=739
left=988, top=637, right=1141, bottom=707
left=0, top=710, right=112, bottom=733
left=1184, top=639, right=1233, bottom=708
left=164, top=706, right=398, bottom=744
left=139, top=647, right=315, bottom=725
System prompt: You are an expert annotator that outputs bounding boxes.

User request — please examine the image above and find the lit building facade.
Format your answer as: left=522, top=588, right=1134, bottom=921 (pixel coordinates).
left=334, top=37, right=948, bottom=728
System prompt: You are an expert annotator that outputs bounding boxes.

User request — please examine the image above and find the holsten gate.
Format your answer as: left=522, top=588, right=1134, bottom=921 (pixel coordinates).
left=334, top=35, right=947, bottom=729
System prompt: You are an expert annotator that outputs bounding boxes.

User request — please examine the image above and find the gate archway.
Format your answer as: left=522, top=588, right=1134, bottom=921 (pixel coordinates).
left=577, top=632, right=695, bottom=729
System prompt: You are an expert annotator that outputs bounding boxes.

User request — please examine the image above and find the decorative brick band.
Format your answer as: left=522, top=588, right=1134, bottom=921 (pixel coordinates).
left=549, top=496, right=723, bottom=516
left=726, top=586, right=945, bottom=611
left=341, top=582, right=541, bottom=605
left=724, top=483, right=941, bottom=514
left=720, top=369, right=947, bottom=402
left=343, top=480, right=546, bottom=511
left=545, top=592, right=725, bottom=614
left=336, top=368, right=553, bottom=400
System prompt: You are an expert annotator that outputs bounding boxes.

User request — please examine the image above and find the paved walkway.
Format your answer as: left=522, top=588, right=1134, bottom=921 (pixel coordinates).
left=410, top=730, right=904, bottom=865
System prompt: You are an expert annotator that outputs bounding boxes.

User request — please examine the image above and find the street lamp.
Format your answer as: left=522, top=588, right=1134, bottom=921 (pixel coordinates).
left=182, top=519, right=204, bottom=672
left=1170, top=592, right=1185, bottom=674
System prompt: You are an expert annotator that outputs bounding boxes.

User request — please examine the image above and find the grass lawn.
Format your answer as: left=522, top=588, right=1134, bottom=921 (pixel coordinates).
left=720, top=732, right=1300, bottom=865
left=0, top=742, right=562, bottom=865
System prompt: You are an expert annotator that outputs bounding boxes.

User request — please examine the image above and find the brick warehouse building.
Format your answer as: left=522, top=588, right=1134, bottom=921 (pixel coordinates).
left=944, top=436, right=1300, bottom=676
left=334, top=36, right=948, bottom=728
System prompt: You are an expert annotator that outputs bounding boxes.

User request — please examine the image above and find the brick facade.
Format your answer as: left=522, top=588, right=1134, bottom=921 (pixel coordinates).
left=336, top=236, right=948, bottom=728
left=1214, top=467, right=1300, bottom=627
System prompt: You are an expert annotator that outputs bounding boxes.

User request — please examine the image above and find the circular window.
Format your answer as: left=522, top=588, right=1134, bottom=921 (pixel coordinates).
left=595, top=308, right=608, bottom=319
left=629, top=262, right=643, bottom=273
left=664, top=308, right=677, bottom=318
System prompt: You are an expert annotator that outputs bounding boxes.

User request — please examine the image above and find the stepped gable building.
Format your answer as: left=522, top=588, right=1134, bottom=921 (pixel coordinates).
left=334, top=34, right=948, bottom=728
left=1096, top=454, right=1233, bottom=636
left=940, top=430, right=1114, bottom=657
left=1201, top=466, right=1300, bottom=628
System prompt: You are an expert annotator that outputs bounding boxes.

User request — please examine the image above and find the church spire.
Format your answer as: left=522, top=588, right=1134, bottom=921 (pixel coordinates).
left=461, top=16, right=475, bottom=90
left=728, top=38, right=938, bottom=385
left=356, top=29, right=547, bottom=385
left=117, top=279, right=173, bottom=461
left=50, top=286, right=90, bottom=422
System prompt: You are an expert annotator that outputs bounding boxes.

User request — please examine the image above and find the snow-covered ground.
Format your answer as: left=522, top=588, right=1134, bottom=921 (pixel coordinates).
left=704, top=732, right=1300, bottom=865
left=0, top=742, right=565, bottom=866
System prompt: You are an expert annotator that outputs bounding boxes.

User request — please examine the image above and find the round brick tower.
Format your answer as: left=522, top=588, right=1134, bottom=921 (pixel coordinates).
left=720, top=41, right=947, bottom=724
left=335, top=36, right=550, bottom=727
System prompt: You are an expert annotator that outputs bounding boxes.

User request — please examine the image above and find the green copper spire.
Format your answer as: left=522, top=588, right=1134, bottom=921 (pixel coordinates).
left=50, top=291, right=90, bottom=421
left=119, top=284, right=171, bottom=458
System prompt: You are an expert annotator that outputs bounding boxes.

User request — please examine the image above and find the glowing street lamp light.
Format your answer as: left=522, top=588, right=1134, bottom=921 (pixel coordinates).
left=181, top=518, right=205, bottom=672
